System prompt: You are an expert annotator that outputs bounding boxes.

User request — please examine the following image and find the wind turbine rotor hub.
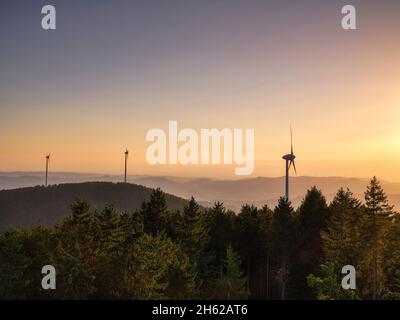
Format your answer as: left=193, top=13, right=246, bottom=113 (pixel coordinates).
left=282, top=154, right=296, bottom=161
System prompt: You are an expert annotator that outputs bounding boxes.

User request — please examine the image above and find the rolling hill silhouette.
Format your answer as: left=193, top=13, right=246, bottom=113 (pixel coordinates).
left=1, top=173, right=399, bottom=223
left=0, top=182, right=189, bottom=231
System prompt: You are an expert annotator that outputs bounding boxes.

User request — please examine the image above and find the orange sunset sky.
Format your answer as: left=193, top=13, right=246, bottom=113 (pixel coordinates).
left=1, top=1, right=400, bottom=181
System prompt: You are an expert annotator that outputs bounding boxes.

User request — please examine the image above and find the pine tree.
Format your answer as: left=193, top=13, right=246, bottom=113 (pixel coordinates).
left=96, top=204, right=123, bottom=247
left=92, top=205, right=125, bottom=298
left=270, top=197, right=297, bottom=300
left=176, top=197, right=211, bottom=295
left=322, top=188, right=366, bottom=267
left=364, top=176, right=393, bottom=299
left=58, top=198, right=98, bottom=253
left=142, top=188, right=169, bottom=235
left=297, top=187, right=329, bottom=265
left=320, top=188, right=370, bottom=298
left=212, top=245, right=249, bottom=299
left=235, top=204, right=272, bottom=298
left=235, top=205, right=259, bottom=287
left=292, top=187, right=329, bottom=299
left=307, top=262, right=356, bottom=300
left=258, top=205, right=274, bottom=299
left=119, top=210, right=144, bottom=246
left=123, top=233, right=196, bottom=299
left=70, top=198, right=91, bottom=221
left=178, top=197, right=208, bottom=258
left=54, top=241, right=95, bottom=299
left=0, top=229, right=29, bottom=299
left=205, top=202, right=234, bottom=265
left=19, top=226, right=57, bottom=299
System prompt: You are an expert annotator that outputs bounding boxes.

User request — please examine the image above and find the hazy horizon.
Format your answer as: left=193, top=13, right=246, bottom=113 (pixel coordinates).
left=0, top=170, right=393, bottom=183
left=3, top=171, right=400, bottom=212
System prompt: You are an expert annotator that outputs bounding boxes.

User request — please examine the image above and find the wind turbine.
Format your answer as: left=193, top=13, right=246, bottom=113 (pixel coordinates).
left=45, top=154, right=50, bottom=187
left=282, top=126, right=297, bottom=201
left=124, top=148, right=129, bottom=183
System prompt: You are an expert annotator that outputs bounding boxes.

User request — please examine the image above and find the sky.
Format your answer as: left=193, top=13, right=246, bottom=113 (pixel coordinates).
left=1, top=0, right=400, bottom=181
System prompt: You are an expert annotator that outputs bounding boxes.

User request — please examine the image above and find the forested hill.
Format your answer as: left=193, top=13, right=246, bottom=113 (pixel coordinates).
left=0, top=182, right=190, bottom=230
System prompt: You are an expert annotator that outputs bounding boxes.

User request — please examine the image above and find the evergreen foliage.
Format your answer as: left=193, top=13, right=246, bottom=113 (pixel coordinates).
left=1, top=178, right=400, bottom=300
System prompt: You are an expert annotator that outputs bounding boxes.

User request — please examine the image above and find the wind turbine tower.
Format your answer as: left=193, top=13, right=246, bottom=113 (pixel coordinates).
left=282, top=127, right=297, bottom=201
left=45, top=154, right=50, bottom=187
left=124, top=148, right=129, bottom=183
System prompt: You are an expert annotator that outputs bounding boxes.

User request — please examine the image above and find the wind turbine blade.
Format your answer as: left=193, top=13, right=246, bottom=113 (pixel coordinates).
left=292, top=160, right=297, bottom=175
left=290, top=125, right=293, bottom=155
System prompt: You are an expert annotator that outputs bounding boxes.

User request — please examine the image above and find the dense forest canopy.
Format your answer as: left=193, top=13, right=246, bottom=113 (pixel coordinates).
left=1, top=177, right=399, bottom=300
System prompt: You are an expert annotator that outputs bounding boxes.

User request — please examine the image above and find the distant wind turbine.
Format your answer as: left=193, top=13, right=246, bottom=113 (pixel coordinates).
left=124, top=148, right=129, bottom=183
left=45, top=154, right=50, bottom=187
left=282, top=126, right=297, bottom=201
